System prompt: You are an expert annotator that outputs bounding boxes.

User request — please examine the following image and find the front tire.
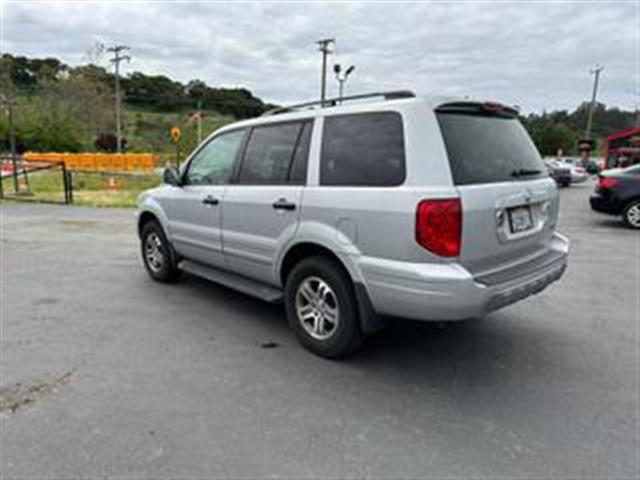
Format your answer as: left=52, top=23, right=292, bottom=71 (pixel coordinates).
left=284, top=256, right=363, bottom=358
left=622, top=200, right=640, bottom=229
left=140, top=220, right=181, bottom=282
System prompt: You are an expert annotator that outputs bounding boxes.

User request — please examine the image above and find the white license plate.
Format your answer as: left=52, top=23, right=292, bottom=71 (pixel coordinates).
left=508, top=206, right=533, bottom=233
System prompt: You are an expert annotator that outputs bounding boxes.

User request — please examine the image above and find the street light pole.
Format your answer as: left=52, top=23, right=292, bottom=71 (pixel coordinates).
left=107, top=45, right=131, bottom=153
left=316, top=38, right=334, bottom=106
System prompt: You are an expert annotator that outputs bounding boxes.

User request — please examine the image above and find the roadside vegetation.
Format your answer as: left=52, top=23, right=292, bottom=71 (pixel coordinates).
left=1, top=170, right=161, bottom=207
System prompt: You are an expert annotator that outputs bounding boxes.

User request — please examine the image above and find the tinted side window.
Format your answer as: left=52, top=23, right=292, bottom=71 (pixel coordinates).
left=320, top=112, right=405, bottom=186
left=185, top=130, right=244, bottom=185
left=238, top=122, right=305, bottom=185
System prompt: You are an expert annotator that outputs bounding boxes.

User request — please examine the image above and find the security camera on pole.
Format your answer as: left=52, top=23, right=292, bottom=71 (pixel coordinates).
left=333, top=63, right=355, bottom=104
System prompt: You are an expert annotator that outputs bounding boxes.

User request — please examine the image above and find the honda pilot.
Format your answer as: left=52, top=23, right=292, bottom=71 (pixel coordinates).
left=137, top=91, right=569, bottom=358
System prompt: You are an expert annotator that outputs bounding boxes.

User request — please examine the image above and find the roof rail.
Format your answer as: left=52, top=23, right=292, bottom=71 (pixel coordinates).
left=261, top=90, right=416, bottom=116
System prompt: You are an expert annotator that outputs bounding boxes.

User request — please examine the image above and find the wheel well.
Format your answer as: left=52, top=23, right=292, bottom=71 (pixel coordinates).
left=138, top=211, right=160, bottom=238
left=624, top=197, right=640, bottom=209
left=280, top=242, right=351, bottom=286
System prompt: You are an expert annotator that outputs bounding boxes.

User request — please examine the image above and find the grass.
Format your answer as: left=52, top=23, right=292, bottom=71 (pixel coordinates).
left=1, top=169, right=161, bottom=208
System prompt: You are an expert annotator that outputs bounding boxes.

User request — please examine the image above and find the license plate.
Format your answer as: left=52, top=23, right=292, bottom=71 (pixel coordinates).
left=508, top=206, right=533, bottom=233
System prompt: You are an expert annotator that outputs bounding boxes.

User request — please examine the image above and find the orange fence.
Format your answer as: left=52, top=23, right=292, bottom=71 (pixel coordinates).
left=22, top=152, right=158, bottom=172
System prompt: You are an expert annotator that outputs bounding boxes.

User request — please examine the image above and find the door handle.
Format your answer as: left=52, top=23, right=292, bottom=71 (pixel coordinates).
left=202, top=195, right=219, bottom=206
left=272, top=198, right=296, bottom=211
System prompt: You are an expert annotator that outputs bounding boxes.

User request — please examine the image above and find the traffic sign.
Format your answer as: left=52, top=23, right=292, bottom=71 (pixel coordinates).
left=170, top=126, right=181, bottom=143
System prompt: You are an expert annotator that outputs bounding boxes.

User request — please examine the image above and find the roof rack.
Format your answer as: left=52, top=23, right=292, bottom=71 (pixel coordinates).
left=261, top=90, right=416, bottom=116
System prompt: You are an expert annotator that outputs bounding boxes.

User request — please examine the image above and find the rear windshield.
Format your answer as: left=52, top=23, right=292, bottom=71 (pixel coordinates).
left=436, top=111, right=545, bottom=185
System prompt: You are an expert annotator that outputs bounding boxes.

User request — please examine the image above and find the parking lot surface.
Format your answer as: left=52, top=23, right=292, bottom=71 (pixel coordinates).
left=1, top=183, right=638, bottom=477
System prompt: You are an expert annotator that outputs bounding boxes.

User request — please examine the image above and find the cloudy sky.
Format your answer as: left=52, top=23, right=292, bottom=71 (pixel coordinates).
left=0, top=0, right=636, bottom=113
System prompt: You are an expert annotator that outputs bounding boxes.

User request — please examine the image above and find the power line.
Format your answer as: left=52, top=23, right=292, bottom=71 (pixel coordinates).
left=107, top=45, right=131, bottom=153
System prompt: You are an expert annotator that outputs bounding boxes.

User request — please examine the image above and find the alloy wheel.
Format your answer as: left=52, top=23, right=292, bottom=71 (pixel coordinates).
left=295, top=276, right=340, bottom=340
left=626, top=203, right=640, bottom=228
left=145, top=232, right=165, bottom=273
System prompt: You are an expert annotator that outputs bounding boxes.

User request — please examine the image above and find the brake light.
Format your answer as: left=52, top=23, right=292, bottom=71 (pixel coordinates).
left=598, top=177, right=619, bottom=190
left=482, top=101, right=504, bottom=112
left=416, top=199, right=462, bottom=257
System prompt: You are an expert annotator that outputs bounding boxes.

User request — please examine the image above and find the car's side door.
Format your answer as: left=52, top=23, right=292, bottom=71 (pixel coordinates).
left=222, top=120, right=313, bottom=285
left=159, top=128, right=245, bottom=268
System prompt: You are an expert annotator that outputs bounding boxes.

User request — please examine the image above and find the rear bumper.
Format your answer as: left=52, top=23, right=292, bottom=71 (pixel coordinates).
left=358, top=232, right=569, bottom=321
left=590, top=193, right=620, bottom=215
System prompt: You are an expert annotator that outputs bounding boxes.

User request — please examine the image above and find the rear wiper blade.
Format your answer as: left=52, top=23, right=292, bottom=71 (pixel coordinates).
left=512, top=168, right=542, bottom=177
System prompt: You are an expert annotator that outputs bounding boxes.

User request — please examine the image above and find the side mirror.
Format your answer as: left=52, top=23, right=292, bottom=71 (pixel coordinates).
left=163, top=166, right=181, bottom=186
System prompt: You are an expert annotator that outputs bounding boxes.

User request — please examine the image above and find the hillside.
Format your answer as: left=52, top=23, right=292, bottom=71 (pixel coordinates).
left=0, top=53, right=269, bottom=155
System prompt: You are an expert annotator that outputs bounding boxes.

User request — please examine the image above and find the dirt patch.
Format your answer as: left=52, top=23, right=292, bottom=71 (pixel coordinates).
left=33, top=297, right=61, bottom=306
left=57, top=220, right=99, bottom=231
left=0, top=369, right=75, bottom=415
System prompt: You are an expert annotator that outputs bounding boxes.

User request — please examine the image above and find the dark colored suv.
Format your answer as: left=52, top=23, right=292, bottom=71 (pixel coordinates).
left=590, top=165, right=640, bottom=229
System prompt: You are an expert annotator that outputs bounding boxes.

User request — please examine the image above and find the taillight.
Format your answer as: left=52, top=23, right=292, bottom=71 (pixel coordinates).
left=598, top=177, right=619, bottom=190
left=416, top=199, right=462, bottom=257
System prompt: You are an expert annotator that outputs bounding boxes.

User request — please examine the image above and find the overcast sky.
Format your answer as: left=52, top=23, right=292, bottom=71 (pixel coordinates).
left=0, top=0, right=636, bottom=113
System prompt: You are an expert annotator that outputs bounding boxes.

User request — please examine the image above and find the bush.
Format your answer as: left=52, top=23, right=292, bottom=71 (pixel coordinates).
left=95, top=133, right=127, bottom=152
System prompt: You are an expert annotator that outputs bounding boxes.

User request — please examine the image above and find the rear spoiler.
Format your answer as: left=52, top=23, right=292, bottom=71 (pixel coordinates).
left=436, top=101, right=520, bottom=118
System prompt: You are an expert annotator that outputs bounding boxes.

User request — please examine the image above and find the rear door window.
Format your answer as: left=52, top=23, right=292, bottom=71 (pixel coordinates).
left=436, top=109, right=545, bottom=185
left=320, top=112, right=405, bottom=186
left=237, top=121, right=310, bottom=185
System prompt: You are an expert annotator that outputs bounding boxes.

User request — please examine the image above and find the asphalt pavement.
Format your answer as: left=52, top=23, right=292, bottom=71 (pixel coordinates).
left=1, top=182, right=638, bottom=478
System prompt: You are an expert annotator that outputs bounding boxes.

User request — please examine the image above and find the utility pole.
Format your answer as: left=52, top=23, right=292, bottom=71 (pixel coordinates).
left=316, top=38, right=334, bottom=106
left=197, top=99, right=203, bottom=144
left=628, top=89, right=640, bottom=126
left=1, top=94, right=19, bottom=192
left=107, top=45, right=131, bottom=153
left=585, top=64, right=604, bottom=139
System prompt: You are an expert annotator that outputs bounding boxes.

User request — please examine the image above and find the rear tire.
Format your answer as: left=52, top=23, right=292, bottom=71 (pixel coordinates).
left=284, top=256, right=363, bottom=359
left=622, top=200, right=640, bottom=229
left=140, top=220, right=181, bottom=282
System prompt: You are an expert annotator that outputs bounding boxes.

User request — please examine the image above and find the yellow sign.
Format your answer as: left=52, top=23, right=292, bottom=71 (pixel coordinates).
left=170, top=126, right=181, bottom=143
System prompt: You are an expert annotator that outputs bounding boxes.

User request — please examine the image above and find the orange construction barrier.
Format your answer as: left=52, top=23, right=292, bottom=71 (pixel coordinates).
left=23, top=152, right=158, bottom=172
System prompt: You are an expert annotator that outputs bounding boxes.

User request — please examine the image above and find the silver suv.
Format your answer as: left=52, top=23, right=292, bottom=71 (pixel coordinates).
left=137, top=91, right=569, bottom=358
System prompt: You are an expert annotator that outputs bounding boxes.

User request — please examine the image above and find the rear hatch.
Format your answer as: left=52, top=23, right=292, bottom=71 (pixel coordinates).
left=436, top=102, right=559, bottom=278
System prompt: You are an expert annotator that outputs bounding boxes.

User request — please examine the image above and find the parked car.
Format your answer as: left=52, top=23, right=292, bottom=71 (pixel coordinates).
left=544, top=159, right=572, bottom=187
left=137, top=91, right=570, bottom=358
left=560, top=158, right=589, bottom=184
left=590, top=164, right=640, bottom=229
